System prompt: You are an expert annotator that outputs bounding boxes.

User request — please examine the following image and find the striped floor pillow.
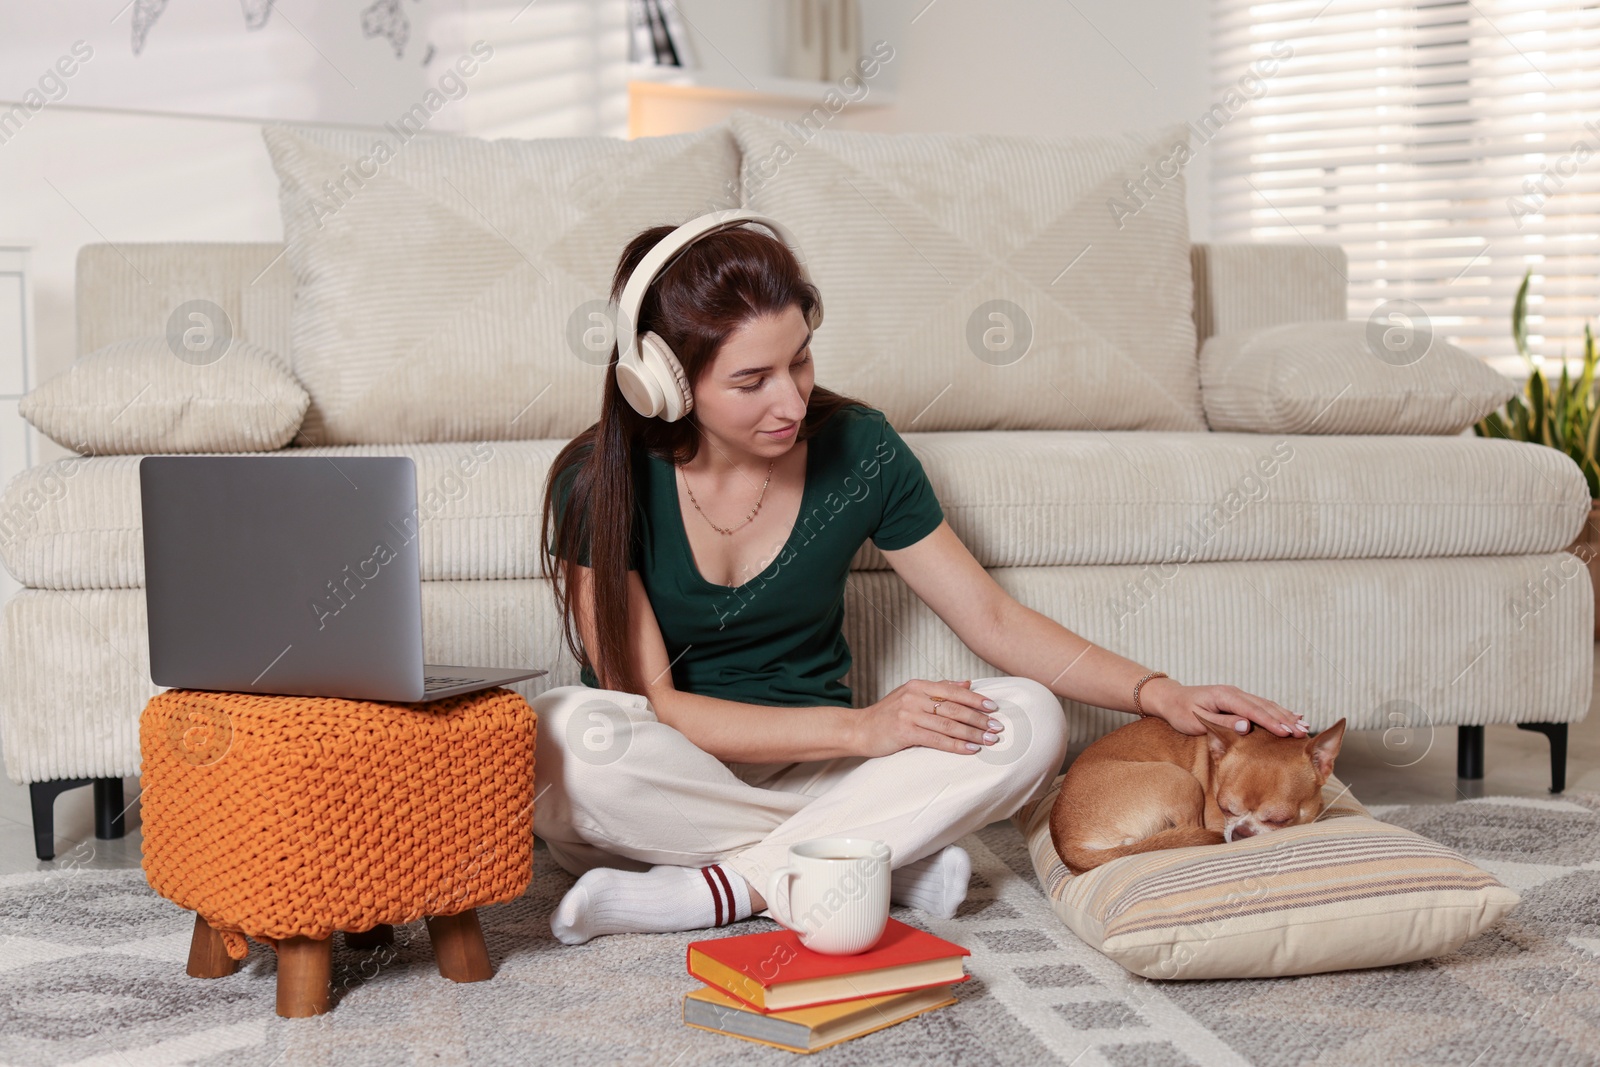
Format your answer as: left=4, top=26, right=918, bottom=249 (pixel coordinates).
left=1011, top=773, right=1521, bottom=979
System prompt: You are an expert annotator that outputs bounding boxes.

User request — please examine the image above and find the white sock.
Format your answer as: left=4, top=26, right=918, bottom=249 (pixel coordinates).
left=890, top=845, right=971, bottom=919
left=549, top=862, right=753, bottom=945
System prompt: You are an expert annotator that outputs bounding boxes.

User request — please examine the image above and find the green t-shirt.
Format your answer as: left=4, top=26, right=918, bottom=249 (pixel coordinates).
left=549, top=403, right=943, bottom=707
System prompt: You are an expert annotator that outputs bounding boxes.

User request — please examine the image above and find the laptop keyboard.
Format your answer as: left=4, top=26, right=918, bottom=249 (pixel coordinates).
left=423, top=675, right=485, bottom=692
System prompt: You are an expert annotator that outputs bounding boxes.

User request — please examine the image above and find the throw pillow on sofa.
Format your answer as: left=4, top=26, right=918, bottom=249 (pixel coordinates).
left=262, top=122, right=741, bottom=445
left=1200, top=320, right=1520, bottom=434
left=728, top=109, right=1208, bottom=433
left=1010, top=773, right=1520, bottom=979
left=19, top=336, right=309, bottom=454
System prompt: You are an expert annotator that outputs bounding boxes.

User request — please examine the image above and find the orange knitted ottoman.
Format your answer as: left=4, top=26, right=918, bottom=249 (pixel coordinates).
left=139, top=687, right=536, bottom=1017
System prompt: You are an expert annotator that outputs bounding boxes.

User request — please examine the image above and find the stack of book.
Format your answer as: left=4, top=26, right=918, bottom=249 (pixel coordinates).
left=682, top=917, right=971, bottom=1054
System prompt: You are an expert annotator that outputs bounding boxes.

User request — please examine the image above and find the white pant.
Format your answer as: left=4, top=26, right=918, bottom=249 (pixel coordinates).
left=529, top=676, right=1071, bottom=899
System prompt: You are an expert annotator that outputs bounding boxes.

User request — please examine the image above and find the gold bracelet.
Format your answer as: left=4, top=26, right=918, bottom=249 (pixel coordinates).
left=1133, top=671, right=1168, bottom=717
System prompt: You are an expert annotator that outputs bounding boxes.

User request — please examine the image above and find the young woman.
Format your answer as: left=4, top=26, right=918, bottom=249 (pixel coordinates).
left=534, top=218, right=1309, bottom=945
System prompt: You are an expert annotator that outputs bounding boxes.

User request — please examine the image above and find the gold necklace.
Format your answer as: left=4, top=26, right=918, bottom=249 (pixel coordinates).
left=680, top=457, right=777, bottom=535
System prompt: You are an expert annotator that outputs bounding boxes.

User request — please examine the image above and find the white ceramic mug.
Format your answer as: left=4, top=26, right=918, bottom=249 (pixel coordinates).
left=766, top=837, right=892, bottom=955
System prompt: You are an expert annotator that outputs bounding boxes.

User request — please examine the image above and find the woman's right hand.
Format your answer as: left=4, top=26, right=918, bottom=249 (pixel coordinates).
left=849, top=679, right=1005, bottom=758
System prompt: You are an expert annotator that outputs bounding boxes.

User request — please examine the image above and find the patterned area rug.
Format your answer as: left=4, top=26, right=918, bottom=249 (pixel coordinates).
left=2, top=794, right=1598, bottom=1066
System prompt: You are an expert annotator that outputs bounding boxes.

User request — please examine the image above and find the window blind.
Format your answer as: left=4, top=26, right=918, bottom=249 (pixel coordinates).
left=454, top=0, right=631, bottom=140
left=1210, top=0, right=1600, bottom=376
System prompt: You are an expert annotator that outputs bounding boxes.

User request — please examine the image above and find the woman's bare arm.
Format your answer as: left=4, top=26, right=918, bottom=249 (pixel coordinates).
left=570, top=563, right=861, bottom=763
left=648, top=689, right=861, bottom=763
left=878, top=523, right=1308, bottom=738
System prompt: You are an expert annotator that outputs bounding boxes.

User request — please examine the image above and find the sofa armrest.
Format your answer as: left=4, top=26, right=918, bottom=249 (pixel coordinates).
left=1191, top=242, right=1348, bottom=344
left=76, top=242, right=292, bottom=358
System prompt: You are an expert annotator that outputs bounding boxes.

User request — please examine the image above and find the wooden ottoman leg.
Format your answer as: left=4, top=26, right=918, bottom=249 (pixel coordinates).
left=342, top=924, right=394, bottom=950
left=426, top=910, right=493, bottom=983
left=275, top=935, right=333, bottom=1017
left=186, top=914, right=237, bottom=978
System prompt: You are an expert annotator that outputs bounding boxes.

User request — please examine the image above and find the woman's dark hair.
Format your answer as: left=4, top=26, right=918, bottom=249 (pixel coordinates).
left=539, top=221, right=871, bottom=698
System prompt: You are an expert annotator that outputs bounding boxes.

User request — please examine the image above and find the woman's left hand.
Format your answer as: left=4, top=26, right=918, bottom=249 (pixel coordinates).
left=1140, top=679, right=1308, bottom=738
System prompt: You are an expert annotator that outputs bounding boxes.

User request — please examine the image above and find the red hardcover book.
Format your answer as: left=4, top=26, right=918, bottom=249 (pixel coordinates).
left=686, top=916, right=971, bottom=1013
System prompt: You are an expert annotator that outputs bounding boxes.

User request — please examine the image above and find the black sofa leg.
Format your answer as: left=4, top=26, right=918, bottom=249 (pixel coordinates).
left=29, top=777, right=128, bottom=861
left=94, top=778, right=126, bottom=839
left=30, top=778, right=89, bottom=861
left=1516, top=722, right=1569, bottom=794
left=1457, top=725, right=1485, bottom=780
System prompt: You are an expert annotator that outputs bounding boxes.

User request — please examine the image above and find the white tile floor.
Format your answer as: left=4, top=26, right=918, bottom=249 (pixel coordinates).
left=2, top=648, right=1596, bottom=877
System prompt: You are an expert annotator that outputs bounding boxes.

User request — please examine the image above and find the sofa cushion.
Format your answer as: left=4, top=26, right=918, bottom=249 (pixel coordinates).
left=1201, top=321, right=1521, bottom=435
left=728, top=110, right=1206, bottom=433
left=262, top=123, right=741, bottom=445
left=0, top=433, right=1584, bottom=590
left=19, top=336, right=308, bottom=454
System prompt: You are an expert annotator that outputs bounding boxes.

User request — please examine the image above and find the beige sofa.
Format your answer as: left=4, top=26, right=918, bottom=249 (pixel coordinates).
left=2, top=111, right=1590, bottom=859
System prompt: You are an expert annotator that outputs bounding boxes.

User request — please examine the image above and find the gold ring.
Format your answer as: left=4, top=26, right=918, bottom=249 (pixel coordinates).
left=931, top=700, right=944, bottom=714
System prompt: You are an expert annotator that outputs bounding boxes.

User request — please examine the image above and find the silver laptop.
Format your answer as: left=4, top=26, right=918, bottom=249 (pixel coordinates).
left=139, top=455, right=545, bottom=702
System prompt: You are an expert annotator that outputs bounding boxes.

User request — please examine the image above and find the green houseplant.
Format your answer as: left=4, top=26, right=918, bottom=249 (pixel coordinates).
left=1474, top=267, right=1600, bottom=640
left=1473, top=268, right=1600, bottom=497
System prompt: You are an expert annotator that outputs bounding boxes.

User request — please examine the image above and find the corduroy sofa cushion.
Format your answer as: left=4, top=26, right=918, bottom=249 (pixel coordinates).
left=0, top=430, right=1586, bottom=590
left=19, top=337, right=307, bottom=454
left=262, top=122, right=740, bottom=445
left=729, top=109, right=1207, bottom=433
left=1200, top=321, right=1520, bottom=435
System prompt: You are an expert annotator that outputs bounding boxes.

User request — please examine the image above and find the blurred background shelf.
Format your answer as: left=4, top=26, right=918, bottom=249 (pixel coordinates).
left=628, top=63, right=894, bottom=139
left=0, top=244, right=35, bottom=609
left=626, top=0, right=899, bottom=138
left=627, top=62, right=896, bottom=103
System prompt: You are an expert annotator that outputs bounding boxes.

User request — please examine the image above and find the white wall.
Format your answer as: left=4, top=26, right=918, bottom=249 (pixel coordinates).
left=669, top=0, right=1216, bottom=236
left=905, top=0, right=1216, bottom=238
left=0, top=0, right=630, bottom=464
left=0, top=0, right=1215, bottom=466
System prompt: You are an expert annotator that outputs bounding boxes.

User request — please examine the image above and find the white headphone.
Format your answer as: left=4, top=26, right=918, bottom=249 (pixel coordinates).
left=611, top=209, right=823, bottom=422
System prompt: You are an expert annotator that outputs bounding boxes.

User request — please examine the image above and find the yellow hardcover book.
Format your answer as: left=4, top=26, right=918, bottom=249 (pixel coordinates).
left=682, top=982, right=958, bottom=1054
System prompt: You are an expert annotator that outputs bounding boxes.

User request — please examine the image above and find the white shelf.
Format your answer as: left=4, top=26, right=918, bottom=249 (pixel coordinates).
left=0, top=244, right=34, bottom=609
left=626, top=63, right=895, bottom=106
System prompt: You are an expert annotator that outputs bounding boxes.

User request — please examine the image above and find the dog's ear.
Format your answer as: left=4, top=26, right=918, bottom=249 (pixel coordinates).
left=1305, top=718, right=1347, bottom=779
left=1202, top=717, right=1241, bottom=761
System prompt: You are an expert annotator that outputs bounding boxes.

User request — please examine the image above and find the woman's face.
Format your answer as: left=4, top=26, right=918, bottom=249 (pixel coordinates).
left=691, top=304, right=814, bottom=462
